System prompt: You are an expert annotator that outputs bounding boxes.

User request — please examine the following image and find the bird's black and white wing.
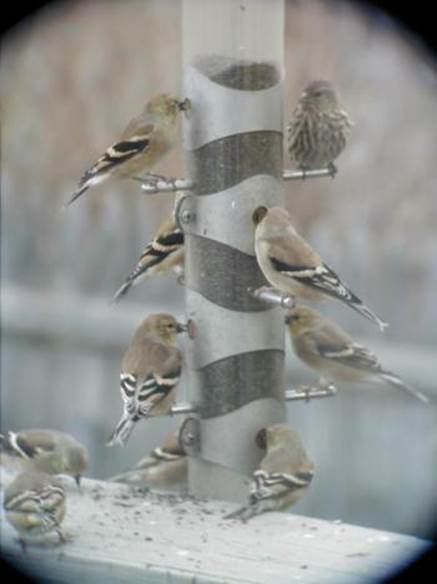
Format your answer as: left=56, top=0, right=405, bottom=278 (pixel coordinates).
left=270, top=256, right=387, bottom=331
left=112, top=227, right=184, bottom=302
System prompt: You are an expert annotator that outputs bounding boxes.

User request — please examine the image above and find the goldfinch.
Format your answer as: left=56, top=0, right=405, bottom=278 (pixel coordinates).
left=107, top=314, right=187, bottom=447
left=112, top=215, right=184, bottom=303
left=3, top=471, right=67, bottom=549
left=225, top=424, right=315, bottom=521
left=0, top=429, right=89, bottom=487
left=286, top=305, right=428, bottom=403
left=253, top=206, right=387, bottom=331
left=109, top=432, right=187, bottom=491
left=67, top=94, right=189, bottom=205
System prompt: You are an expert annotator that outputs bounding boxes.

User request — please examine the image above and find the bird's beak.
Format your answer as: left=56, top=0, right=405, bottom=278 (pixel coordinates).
left=284, top=314, right=294, bottom=325
left=176, top=322, right=189, bottom=333
left=178, top=98, right=191, bottom=112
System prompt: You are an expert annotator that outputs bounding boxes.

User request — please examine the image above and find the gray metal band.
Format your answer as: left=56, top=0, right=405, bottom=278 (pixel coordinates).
left=194, top=398, right=285, bottom=480
left=189, top=350, right=284, bottom=419
left=185, top=289, right=284, bottom=370
left=185, top=234, right=270, bottom=312
left=187, top=131, right=282, bottom=195
left=183, top=62, right=283, bottom=151
left=178, top=174, right=282, bottom=255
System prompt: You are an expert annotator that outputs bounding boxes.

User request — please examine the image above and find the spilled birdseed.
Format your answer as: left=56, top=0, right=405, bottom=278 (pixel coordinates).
left=194, top=55, right=281, bottom=90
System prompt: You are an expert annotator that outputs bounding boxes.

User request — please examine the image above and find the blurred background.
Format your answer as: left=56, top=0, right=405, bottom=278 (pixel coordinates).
left=1, top=0, right=436, bottom=539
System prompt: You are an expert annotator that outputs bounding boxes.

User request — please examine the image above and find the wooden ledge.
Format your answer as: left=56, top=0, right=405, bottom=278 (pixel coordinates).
left=0, top=478, right=429, bottom=583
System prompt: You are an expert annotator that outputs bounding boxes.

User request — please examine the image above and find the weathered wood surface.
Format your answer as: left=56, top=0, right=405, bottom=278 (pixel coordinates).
left=0, top=478, right=429, bottom=584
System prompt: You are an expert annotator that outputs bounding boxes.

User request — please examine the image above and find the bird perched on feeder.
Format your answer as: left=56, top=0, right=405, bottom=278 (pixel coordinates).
left=3, top=471, right=67, bottom=550
left=112, top=214, right=184, bottom=303
left=225, top=425, right=315, bottom=521
left=253, top=206, right=387, bottom=331
left=287, top=79, right=352, bottom=176
left=67, top=93, right=190, bottom=206
left=109, top=432, right=187, bottom=491
left=0, top=429, right=89, bottom=488
left=107, top=314, right=187, bottom=447
left=286, top=305, right=428, bottom=403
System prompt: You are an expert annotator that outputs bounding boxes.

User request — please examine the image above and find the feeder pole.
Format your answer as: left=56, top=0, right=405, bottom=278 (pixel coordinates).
left=180, top=0, right=285, bottom=501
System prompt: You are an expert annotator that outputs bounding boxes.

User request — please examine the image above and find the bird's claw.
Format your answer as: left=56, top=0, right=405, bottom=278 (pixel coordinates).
left=327, top=163, right=337, bottom=178
left=143, top=173, right=171, bottom=186
left=299, top=385, right=313, bottom=402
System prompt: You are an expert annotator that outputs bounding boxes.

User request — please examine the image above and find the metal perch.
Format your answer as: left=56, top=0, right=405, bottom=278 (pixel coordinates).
left=282, top=167, right=337, bottom=180
left=170, top=402, right=198, bottom=415
left=248, top=286, right=296, bottom=309
left=285, top=385, right=338, bottom=402
left=135, top=167, right=334, bottom=194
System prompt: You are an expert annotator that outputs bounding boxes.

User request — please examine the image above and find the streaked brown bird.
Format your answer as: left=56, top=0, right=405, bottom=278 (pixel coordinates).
left=225, top=425, right=315, bottom=521
left=112, top=215, right=184, bottom=303
left=287, top=80, right=352, bottom=175
left=107, top=314, right=187, bottom=447
left=286, top=305, right=429, bottom=403
left=3, top=471, right=67, bottom=549
left=67, top=93, right=189, bottom=206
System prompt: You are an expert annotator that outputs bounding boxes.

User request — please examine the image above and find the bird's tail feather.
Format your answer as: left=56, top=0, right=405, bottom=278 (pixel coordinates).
left=111, top=265, right=151, bottom=304
left=106, top=416, right=137, bottom=447
left=224, top=504, right=257, bottom=522
left=65, top=183, right=89, bottom=207
left=111, top=281, right=132, bottom=304
left=349, top=301, right=388, bottom=332
left=382, top=373, right=429, bottom=404
left=0, top=432, right=16, bottom=455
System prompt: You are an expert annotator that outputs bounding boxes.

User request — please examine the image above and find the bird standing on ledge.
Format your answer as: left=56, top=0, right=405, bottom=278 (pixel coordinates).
left=0, top=429, right=89, bottom=488
left=110, top=432, right=187, bottom=491
left=3, top=471, right=67, bottom=549
left=225, top=425, right=314, bottom=521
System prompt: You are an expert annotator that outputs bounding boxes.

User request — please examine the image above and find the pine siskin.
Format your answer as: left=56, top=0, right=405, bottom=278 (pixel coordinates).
left=287, top=80, right=352, bottom=175
left=286, top=305, right=429, bottom=403
left=67, top=94, right=189, bottom=205
left=107, top=314, right=187, bottom=447
left=253, top=206, right=387, bottom=331
left=109, top=432, right=187, bottom=491
left=3, top=471, right=67, bottom=549
left=0, top=429, right=89, bottom=487
left=225, top=425, right=315, bottom=521
left=112, top=215, right=184, bottom=303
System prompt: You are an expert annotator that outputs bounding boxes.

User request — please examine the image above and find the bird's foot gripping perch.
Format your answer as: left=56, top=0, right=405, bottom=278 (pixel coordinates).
left=135, top=176, right=194, bottom=194
left=327, top=162, right=338, bottom=178
left=285, top=383, right=337, bottom=403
